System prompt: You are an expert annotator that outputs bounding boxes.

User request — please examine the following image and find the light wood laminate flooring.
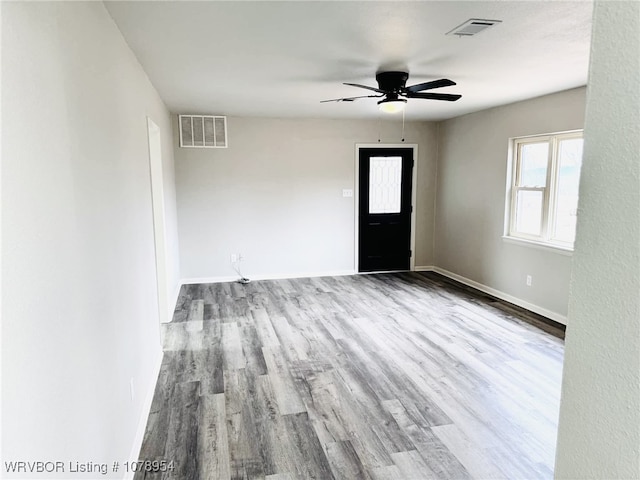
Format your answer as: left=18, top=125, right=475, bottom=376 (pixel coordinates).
left=136, top=272, right=564, bottom=479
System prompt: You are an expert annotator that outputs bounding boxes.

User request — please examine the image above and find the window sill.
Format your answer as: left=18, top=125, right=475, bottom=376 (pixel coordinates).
left=502, top=236, right=573, bottom=256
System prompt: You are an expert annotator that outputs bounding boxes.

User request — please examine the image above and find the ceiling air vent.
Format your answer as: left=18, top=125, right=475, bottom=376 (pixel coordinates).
left=446, top=18, right=501, bottom=37
left=179, top=115, right=227, bottom=148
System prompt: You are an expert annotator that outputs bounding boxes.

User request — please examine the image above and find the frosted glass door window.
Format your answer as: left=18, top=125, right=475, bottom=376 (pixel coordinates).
left=369, top=157, right=402, bottom=214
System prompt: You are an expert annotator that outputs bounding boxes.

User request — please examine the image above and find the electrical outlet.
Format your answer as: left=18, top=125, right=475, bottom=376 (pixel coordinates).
left=230, top=253, right=238, bottom=263
left=129, top=378, right=135, bottom=402
left=526, top=275, right=532, bottom=287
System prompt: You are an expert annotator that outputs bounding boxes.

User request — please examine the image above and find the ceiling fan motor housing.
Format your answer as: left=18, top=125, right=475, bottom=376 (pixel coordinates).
left=376, top=71, right=409, bottom=93
left=377, top=94, right=407, bottom=106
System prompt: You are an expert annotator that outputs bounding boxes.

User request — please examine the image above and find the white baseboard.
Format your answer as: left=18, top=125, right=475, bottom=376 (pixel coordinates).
left=181, top=269, right=356, bottom=285
left=181, top=275, right=237, bottom=285
left=414, top=265, right=435, bottom=272
left=415, top=265, right=567, bottom=325
left=125, top=350, right=163, bottom=479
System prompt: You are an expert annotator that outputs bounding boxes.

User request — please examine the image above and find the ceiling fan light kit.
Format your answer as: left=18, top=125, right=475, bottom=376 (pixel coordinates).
left=378, top=98, right=407, bottom=114
left=321, top=70, right=462, bottom=113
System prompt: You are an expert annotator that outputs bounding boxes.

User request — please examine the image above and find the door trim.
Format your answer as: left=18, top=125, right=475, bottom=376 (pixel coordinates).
left=354, top=143, right=418, bottom=273
left=146, top=117, right=170, bottom=327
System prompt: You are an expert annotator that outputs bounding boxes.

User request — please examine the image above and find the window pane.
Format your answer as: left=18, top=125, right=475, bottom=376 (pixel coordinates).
left=553, top=138, right=584, bottom=243
left=515, top=190, right=543, bottom=236
left=519, top=142, right=549, bottom=187
left=369, top=156, right=402, bottom=214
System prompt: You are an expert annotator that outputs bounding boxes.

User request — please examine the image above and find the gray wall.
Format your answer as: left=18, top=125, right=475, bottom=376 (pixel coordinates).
left=434, top=87, right=587, bottom=321
left=2, top=1, right=179, bottom=472
left=175, top=117, right=437, bottom=280
left=555, top=1, right=640, bottom=477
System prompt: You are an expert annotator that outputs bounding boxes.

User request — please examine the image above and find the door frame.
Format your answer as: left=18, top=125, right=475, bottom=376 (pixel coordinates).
left=146, top=117, right=170, bottom=327
left=354, top=143, right=418, bottom=273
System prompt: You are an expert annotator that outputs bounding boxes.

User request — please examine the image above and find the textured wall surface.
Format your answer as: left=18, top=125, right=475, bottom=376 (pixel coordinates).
left=435, top=88, right=587, bottom=321
left=2, top=2, right=178, bottom=476
left=555, top=1, right=640, bottom=478
left=174, top=117, right=437, bottom=280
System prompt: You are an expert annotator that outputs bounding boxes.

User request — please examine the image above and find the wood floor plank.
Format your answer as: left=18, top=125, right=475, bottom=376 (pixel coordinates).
left=252, top=308, right=281, bottom=348
left=414, top=428, right=472, bottom=480
left=333, top=366, right=414, bottom=455
left=264, top=474, right=293, bottom=480
left=431, top=424, right=508, bottom=480
left=136, top=356, right=175, bottom=478
left=198, top=394, right=231, bottom=479
left=251, top=374, right=284, bottom=476
left=222, top=322, right=246, bottom=371
left=162, top=381, right=200, bottom=480
left=306, top=369, right=395, bottom=470
left=270, top=315, right=310, bottom=362
left=172, top=285, right=195, bottom=323
left=281, top=412, right=335, bottom=479
left=382, top=399, right=431, bottom=446
left=324, top=440, right=369, bottom=480
left=238, top=321, right=269, bottom=377
left=186, top=299, right=204, bottom=331
left=137, top=272, right=564, bottom=480
left=369, top=464, right=403, bottom=480
left=346, top=318, right=453, bottom=428
left=298, top=370, right=350, bottom=447
left=251, top=375, right=333, bottom=479
left=224, top=370, right=266, bottom=479
left=262, top=346, right=307, bottom=415
left=201, top=319, right=225, bottom=395
left=390, top=450, right=438, bottom=480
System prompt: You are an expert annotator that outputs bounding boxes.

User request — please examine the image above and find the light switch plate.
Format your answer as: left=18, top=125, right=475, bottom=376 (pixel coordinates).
left=342, top=189, right=353, bottom=198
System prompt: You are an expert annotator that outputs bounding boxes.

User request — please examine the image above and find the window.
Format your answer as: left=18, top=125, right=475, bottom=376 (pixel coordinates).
left=506, top=131, right=584, bottom=250
left=369, top=156, right=402, bottom=214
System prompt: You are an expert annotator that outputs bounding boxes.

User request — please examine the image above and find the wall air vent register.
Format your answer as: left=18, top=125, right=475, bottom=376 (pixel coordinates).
left=179, top=115, right=227, bottom=148
left=446, top=18, right=502, bottom=37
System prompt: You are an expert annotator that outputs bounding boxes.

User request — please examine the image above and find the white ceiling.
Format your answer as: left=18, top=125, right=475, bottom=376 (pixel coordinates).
left=105, top=1, right=593, bottom=121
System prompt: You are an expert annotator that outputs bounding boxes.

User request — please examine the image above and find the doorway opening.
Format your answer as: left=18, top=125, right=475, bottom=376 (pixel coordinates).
left=355, top=145, right=417, bottom=273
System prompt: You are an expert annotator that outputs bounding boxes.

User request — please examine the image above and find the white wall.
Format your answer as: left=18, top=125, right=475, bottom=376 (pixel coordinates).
left=555, top=1, right=640, bottom=478
left=175, top=117, right=437, bottom=281
left=434, top=88, right=587, bottom=322
left=1, top=2, right=179, bottom=477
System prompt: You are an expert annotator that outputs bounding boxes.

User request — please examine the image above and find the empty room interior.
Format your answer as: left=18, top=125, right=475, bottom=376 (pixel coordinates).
left=2, top=1, right=639, bottom=479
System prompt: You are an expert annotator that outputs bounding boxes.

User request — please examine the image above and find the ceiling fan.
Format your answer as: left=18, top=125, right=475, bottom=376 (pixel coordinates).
left=321, top=71, right=462, bottom=113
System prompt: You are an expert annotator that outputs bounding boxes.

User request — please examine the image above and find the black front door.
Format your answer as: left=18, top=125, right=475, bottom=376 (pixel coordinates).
left=358, top=147, right=413, bottom=272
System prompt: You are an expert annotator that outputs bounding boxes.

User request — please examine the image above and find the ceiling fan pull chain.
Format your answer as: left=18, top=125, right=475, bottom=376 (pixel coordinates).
left=401, top=108, right=406, bottom=142
left=378, top=115, right=381, bottom=143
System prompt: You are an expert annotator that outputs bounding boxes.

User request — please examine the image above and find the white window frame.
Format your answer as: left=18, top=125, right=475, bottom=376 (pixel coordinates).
left=505, top=130, right=583, bottom=252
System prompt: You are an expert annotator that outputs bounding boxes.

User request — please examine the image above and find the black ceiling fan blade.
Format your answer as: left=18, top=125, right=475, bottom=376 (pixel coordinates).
left=320, top=94, right=384, bottom=103
left=406, top=92, right=462, bottom=101
left=405, top=78, right=456, bottom=93
left=343, top=82, right=386, bottom=94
